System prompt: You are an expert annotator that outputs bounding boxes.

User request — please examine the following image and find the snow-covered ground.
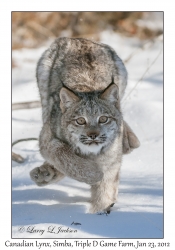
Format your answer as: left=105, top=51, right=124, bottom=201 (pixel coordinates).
left=12, top=31, right=163, bottom=238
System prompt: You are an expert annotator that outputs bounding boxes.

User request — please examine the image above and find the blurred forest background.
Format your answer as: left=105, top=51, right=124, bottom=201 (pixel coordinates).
left=12, top=11, right=163, bottom=50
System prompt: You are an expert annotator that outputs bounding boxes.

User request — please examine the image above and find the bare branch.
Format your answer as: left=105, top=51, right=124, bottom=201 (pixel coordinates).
left=123, top=47, right=163, bottom=103
left=12, top=101, right=41, bottom=110
left=12, top=138, right=38, bottom=163
left=124, top=35, right=163, bottom=64
left=12, top=152, right=25, bottom=163
left=124, top=39, right=154, bottom=64
left=12, top=101, right=40, bottom=162
left=12, top=138, right=38, bottom=147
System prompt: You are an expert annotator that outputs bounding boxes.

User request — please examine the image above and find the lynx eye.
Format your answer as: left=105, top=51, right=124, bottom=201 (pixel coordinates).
left=99, top=116, right=108, bottom=124
left=76, top=117, right=86, bottom=125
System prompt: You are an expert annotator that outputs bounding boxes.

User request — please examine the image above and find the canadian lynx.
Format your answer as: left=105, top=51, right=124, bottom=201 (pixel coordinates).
left=30, top=37, right=140, bottom=213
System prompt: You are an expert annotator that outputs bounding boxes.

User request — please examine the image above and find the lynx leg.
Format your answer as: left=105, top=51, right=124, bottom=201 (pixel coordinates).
left=90, top=172, right=120, bottom=214
left=123, top=120, right=140, bottom=154
left=30, top=161, right=65, bottom=186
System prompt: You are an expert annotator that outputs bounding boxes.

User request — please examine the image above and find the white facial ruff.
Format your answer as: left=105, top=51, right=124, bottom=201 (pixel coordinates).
left=76, top=142, right=103, bottom=155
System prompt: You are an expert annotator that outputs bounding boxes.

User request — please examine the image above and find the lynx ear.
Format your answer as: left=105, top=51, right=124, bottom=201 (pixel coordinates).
left=60, top=87, right=80, bottom=112
left=100, top=84, right=119, bottom=105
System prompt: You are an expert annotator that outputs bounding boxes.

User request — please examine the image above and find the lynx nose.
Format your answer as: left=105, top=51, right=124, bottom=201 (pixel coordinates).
left=87, top=131, right=99, bottom=140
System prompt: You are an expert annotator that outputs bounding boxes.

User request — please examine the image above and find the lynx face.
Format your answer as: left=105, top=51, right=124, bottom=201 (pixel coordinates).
left=60, top=84, right=122, bottom=155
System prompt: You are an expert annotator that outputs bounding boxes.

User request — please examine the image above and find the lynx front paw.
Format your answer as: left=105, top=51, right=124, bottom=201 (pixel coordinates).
left=89, top=202, right=115, bottom=214
left=30, top=163, right=64, bottom=186
left=97, top=203, right=115, bottom=215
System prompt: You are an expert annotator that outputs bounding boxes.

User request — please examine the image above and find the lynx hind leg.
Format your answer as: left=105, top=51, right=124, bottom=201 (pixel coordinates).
left=30, top=162, right=65, bottom=186
left=123, top=120, right=140, bottom=154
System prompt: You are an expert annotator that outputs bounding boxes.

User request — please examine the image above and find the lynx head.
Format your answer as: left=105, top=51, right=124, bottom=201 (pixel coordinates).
left=60, top=84, right=122, bottom=155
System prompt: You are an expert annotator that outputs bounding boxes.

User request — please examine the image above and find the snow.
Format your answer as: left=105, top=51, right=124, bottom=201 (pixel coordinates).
left=12, top=32, right=163, bottom=238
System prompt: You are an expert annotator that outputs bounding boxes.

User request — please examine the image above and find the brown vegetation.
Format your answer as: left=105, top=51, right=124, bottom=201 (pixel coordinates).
left=12, top=12, right=162, bottom=50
